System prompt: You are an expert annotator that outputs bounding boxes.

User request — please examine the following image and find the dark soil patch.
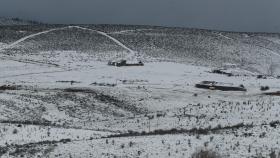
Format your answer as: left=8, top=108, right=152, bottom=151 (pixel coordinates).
left=0, top=85, right=21, bottom=90
left=0, top=120, right=53, bottom=126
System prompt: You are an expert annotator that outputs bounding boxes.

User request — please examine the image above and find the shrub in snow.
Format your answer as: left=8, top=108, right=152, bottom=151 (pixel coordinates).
left=12, top=129, right=18, bottom=134
left=268, top=150, right=280, bottom=158
left=257, top=75, right=266, bottom=79
left=269, top=121, right=280, bottom=128
left=129, top=141, right=133, bottom=147
left=0, top=147, right=7, bottom=156
left=260, top=86, right=270, bottom=91
left=191, top=149, right=222, bottom=158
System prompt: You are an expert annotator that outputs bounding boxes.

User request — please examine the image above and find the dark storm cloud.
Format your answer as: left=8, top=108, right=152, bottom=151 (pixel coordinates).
left=0, top=0, right=280, bottom=32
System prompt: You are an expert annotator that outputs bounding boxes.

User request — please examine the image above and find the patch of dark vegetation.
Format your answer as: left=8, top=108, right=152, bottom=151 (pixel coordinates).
left=56, top=80, right=81, bottom=84
left=3, top=139, right=71, bottom=157
left=263, top=91, right=280, bottom=96
left=257, top=75, right=267, bottom=79
left=0, top=146, right=8, bottom=157
left=64, top=88, right=96, bottom=93
left=90, top=82, right=116, bottom=87
left=269, top=121, right=280, bottom=128
left=120, top=79, right=148, bottom=84
left=0, top=85, right=21, bottom=90
left=268, top=150, right=280, bottom=158
left=12, top=128, right=18, bottom=134
left=191, top=149, right=222, bottom=158
left=105, top=123, right=253, bottom=138
left=260, top=86, right=270, bottom=91
left=0, top=120, right=53, bottom=126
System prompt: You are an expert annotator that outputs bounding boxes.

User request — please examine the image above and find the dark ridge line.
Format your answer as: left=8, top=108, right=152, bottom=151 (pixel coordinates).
left=0, top=23, right=279, bottom=35
left=101, top=121, right=280, bottom=139
left=0, top=120, right=118, bottom=134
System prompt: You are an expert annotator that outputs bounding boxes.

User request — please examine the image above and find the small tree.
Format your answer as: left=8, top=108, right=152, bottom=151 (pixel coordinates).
left=269, top=150, right=277, bottom=158
left=12, top=129, right=18, bottom=134
left=260, top=86, right=270, bottom=91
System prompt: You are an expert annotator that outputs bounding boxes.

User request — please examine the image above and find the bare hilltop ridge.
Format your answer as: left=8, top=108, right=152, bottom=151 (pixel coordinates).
left=0, top=17, right=280, bottom=75
left=0, top=17, right=43, bottom=26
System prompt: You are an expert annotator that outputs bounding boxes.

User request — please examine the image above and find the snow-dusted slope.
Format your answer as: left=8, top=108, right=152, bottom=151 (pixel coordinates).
left=1, top=25, right=280, bottom=74
left=1, top=25, right=280, bottom=157
left=0, top=57, right=280, bottom=157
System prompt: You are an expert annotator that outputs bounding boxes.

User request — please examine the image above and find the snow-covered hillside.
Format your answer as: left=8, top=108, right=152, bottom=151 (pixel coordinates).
left=1, top=25, right=280, bottom=75
left=0, top=24, right=280, bottom=157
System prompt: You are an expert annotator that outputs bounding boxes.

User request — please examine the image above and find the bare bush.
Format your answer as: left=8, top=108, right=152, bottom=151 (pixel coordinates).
left=260, top=86, right=270, bottom=91
left=12, top=129, right=18, bottom=134
left=191, top=149, right=222, bottom=158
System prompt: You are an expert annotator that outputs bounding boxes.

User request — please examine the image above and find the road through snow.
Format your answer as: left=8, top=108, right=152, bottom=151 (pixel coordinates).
left=0, top=26, right=138, bottom=61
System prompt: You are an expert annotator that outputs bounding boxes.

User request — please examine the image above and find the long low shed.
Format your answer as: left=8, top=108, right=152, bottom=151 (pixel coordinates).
left=195, top=83, right=247, bottom=92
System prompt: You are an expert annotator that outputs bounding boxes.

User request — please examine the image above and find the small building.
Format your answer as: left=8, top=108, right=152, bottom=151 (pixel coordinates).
left=195, top=81, right=247, bottom=92
left=108, top=60, right=144, bottom=67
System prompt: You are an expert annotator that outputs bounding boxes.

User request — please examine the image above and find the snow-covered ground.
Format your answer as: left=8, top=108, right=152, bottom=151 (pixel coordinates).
left=0, top=25, right=280, bottom=157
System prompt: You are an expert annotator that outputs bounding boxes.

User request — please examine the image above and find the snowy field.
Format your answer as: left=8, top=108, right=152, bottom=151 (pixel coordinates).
left=0, top=25, right=280, bottom=157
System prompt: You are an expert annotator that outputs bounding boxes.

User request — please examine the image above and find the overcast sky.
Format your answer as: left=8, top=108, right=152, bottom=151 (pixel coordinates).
left=1, top=0, right=280, bottom=32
